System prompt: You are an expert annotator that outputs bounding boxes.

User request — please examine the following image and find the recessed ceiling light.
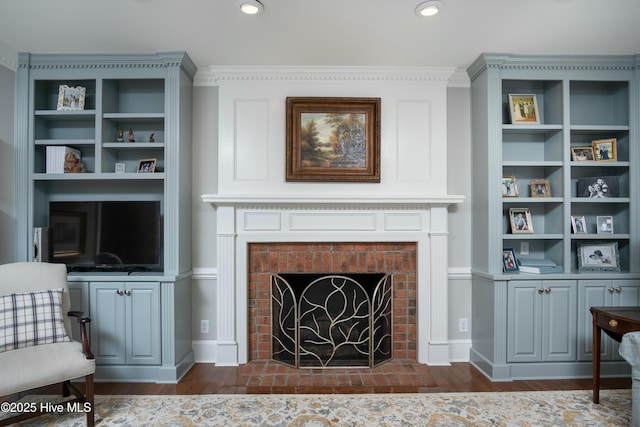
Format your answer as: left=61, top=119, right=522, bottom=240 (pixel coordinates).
left=415, top=1, right=444, bottom=17
left=236, top=0, right=264, bottom=15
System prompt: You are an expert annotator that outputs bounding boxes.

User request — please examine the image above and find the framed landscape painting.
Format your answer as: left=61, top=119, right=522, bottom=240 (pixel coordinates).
left=286, top=97, right=381, bottom=182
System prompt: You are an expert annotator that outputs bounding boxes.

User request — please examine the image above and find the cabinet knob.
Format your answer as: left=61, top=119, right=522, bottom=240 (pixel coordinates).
left=609, top=319, right=618, bottom=327
left=608, top=287, right=615, bottom=293
left=537, top=288, right=545, bottom=294
left=116, top=290, right=124, bottom=296
left=125, top=290, right=131, bottom=296
left=615, top=287, right=622, bottom=293
left=544, top=288, right=551, bottom=294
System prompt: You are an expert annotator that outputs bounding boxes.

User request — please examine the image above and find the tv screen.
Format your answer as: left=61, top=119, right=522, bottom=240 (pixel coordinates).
left=49, top=201, right=162, bottom=272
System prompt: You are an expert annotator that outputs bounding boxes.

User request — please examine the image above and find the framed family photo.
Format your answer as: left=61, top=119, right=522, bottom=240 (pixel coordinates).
left=286, top=97, right=381, bottom=182
left=577, top=176, right=619, bottom=198
left=508, top=94, right=540, bottom=125
left=530, top=179, right=551, bottom=197
left=596, top=216, right=614, bottom=234
left=509, top=208, right=534, bottom=233
left=502, top=176, right=519, bottom=197
left=592, top=138, right=617, bottom=162
left=571, top=146, right=595, bottom=161
left=137, top=158, right=156, bottom=173
left=571, top=215, right=587, bottom=234
left=502, top=248, right=519, bottom=272
left=57, top=85, right=86, bottom=111
left=577, top=241, right=620, bottom=272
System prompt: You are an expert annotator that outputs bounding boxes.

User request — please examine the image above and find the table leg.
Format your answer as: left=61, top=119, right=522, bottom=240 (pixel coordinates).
left=592, top=312, right=601, bottom=404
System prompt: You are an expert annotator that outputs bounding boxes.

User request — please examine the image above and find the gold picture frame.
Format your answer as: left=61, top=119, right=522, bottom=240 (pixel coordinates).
left=592, top=138, right=617, bottom=162
left=286, top=97, right=381, bottom=182
left=530, top=179, right=551, bottom=197
left=508, top=94, right=540, bottom=125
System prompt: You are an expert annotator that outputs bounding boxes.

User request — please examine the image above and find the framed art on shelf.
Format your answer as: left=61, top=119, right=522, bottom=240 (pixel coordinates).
left=577, top=176, right=619, bottom=198
left=285, top=97, right=381, bottom=182
left=571, top=146, right=595, bottom=161
left=137, top=158, right=156, bottom=173
left=509, top=208, right=533, bottom=234
left=592, top=138, right=617, bottom=162
left=596, top=216, right=614, bottom=234
left=571, top=215, right=587, bottom=234
left=57, top=85, right=86, bottom=111
left=577, top=241, right=620, bottom=272
left=502, top=176, right=519, bottom=197
left=530, top=179, right=551, bottom=197
left=508, top=94, right=540, bottom=125
left=502, top=248, right=519, bottom=272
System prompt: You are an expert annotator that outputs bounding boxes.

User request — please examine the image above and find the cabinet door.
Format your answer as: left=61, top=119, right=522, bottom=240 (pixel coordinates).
left=125, top=282, right=161, bottom=365
left=508, top=281, right=543, bottom=362
left=542, top=281, right=577, bottom=362
left=577, top=280, right=613, bottom=361
left=90, top=282, right=127, bottom=365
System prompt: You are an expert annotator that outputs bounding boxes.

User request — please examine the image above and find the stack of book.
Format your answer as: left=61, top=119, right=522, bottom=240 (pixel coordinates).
left=517, top=257, right=564, bottom=274
left=46, top=146, right=81, bottom=173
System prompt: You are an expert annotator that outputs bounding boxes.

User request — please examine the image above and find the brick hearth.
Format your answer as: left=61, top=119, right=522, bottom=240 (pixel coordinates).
left=247, top=242, right=417, bottom=362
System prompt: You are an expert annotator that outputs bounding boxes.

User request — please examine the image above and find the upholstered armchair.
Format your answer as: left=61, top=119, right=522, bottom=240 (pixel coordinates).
left=0, top=262, right=95, bottom=427
left=620, top=332, right=640, bottom=427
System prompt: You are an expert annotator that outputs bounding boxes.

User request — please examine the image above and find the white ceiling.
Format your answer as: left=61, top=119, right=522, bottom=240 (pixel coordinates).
left=1, top=0, right=639, bottom=71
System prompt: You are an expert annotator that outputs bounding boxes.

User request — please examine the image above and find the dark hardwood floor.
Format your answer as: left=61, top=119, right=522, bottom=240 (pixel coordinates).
left=92, top=360, right=631, bottom=395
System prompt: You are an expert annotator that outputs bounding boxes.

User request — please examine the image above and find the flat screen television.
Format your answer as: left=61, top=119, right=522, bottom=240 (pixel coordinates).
left=49, top=201, right=162, bottom=272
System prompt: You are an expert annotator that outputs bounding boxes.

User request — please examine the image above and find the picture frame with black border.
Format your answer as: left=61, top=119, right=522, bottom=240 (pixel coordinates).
left=137, top=158, right=156, bottom=173
left=577, top=241, right=620, bottom=272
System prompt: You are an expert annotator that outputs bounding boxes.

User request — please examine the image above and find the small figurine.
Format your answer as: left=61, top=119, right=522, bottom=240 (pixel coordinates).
left=128, top=128, right=135, bottom=143
left=149, top=133, right=155, bottom=143
left=116, top=129, right=124, bottom=142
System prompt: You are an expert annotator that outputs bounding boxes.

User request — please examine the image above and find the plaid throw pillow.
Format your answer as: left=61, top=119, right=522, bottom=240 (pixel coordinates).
left=0, top=288, right=71, bottom=353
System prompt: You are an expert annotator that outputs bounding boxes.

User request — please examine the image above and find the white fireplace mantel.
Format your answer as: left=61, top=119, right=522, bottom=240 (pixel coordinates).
left=203, top=193, right=464, bottom=367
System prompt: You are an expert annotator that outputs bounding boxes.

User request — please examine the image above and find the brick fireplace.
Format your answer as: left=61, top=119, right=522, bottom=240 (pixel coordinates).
left=248, top=242, right=417, bottom=362
left=203, top=195, right=463, bottom=367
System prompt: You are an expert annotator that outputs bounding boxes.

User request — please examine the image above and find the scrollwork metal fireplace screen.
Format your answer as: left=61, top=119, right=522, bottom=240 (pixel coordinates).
left=271, top=273, right=392, bottom=368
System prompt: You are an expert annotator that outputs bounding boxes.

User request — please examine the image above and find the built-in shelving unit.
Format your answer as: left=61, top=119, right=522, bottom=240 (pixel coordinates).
left=467, top=53, right=639, bottom=381
left=15, top=52, right=196, bottom=382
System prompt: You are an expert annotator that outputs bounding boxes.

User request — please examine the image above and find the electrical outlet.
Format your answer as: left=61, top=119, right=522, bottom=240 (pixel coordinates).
left=458, top=318, right=469, bottom=333
left=520, top=242, right=529, bottom=255
left=200, top=319, right=209, bottom=334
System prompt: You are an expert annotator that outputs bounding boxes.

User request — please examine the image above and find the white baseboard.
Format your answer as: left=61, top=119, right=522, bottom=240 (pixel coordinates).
left=192, top=340, right=217, bottom=363
left=448, top=339, right=472, bottom=362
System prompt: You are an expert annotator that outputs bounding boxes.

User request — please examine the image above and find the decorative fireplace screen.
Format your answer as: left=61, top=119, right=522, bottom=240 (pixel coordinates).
left=271, top=273, right=392, bottom=369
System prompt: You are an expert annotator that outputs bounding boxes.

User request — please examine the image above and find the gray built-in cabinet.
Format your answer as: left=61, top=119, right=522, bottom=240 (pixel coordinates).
left=15, top=52, right=196, bottom=382
left=467, top=53, right=640, bottom=381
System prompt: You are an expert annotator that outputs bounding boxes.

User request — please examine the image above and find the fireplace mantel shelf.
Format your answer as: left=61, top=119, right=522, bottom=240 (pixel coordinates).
left=202, top=194, right=464, bottom=207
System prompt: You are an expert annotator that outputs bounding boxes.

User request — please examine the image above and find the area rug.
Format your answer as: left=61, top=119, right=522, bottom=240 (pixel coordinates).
left=9, top=389, right=632, bottom=426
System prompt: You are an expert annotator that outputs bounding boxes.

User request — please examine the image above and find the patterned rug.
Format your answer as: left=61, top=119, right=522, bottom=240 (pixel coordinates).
left=8, top=389, right=632, bottom=426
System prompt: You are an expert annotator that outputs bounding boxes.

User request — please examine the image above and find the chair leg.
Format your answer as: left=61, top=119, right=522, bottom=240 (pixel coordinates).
left=85, top=374, right=95, bottom=427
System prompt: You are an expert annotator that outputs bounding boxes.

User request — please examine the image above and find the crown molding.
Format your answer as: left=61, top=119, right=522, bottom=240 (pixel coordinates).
left=0, top=42, right=18, bottom=71
left=194, top=65, right=457, bottom=86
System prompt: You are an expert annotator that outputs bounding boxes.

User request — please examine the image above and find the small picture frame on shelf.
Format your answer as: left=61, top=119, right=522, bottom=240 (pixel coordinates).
left=571, top=215, right=587, bottom=234
left=596, top=216, right=614, bottom=234
left=577, top=176, right=619, bottom=198
left=502, top=176, right=519, bottom=197
left=57, top=85, right=86, bottom=111
left=571, top=146, right=595, bottom=162
left=592, top=138, right=617, bottom=162
left=508, top=94, right=540, bottom=125
left=137, top=158, right=156, bottom=173
left=502, top=248, right=519, bottom=273
left=114, top=163, right=125, bottom=174
left=509, top=208, right=534, bottom=234
left=530, top=179, right=551, bottom=198
left=577, top=241, right=620, bottom=272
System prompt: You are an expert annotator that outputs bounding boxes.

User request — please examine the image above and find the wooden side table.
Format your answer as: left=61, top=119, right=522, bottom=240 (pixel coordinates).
left=590, top=306, right=640, bottom=403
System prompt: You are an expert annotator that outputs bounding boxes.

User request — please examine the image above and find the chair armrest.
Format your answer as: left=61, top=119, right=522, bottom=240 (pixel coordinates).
left=68, top=311, right=95, bottom=360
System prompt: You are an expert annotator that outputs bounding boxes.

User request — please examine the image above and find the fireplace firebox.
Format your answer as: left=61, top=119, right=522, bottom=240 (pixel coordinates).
left=271, top=273, right=392, bottom=369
